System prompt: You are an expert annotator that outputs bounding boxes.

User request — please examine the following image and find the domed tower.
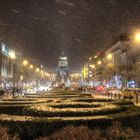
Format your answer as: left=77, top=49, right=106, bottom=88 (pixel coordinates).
left=56, top=52, right=69, bottom=83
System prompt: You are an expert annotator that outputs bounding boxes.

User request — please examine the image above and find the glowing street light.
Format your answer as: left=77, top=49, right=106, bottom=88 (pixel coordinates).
left=134, top=32, right=140, bottom=43
left=9, top=51, right=16, bottom=59
left=30, top=64, right=33, bottom=69
left=97, top=60, right=102, bottom=65
left=36, top=68, right=40, bottom=72
left=89, top=64, right=95, bottom=69
left=23, top=60, right=28, bottom=66
left=20, top=75, right=23, bottom=81
left=89, top=57, right=93, bottom=61
left=107, top=53, right=113, bottom=60
left=94, top=55, right=98, bottom=58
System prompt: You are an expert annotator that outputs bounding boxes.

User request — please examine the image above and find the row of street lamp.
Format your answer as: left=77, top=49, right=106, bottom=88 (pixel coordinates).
left=9, top=50, right=50, bottom=77
left=22, top=59, right=50, bottom=77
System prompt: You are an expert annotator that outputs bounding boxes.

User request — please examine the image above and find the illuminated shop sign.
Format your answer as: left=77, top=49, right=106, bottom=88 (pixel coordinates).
left=1, top=43, right=9, bottom=56
left=1, top=43, right=16, bottom=58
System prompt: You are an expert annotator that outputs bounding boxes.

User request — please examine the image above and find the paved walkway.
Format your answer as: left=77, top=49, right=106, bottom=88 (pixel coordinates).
left=88, top=90, right=140, bottom=106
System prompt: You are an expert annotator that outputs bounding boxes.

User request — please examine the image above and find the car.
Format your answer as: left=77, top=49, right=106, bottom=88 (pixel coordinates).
left=27, top=88, right=37, bottom=94
left=96, top=85, right=106, bottom=92
left=37, top=85, right=53, bottom=92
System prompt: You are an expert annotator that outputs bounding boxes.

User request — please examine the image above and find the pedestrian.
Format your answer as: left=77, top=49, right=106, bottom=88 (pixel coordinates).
left=12, top=87, right=16, bottom=97
left=0, top=89, right=5, bottom=98
left=81, top=86, right=83, bottom=93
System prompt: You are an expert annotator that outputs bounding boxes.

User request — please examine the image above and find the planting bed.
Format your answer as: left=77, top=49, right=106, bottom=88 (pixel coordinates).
left=0, top=90, right=139, bottom=140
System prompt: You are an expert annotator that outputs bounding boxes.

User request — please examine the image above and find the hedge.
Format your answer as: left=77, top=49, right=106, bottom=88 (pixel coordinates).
left=0, top=112, right=140, bottom=140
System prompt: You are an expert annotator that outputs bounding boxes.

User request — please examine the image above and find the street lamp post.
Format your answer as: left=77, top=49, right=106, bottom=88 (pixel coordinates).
left=125, top=45, right=130, bottom=88
left=35, top=68, right=40, bottom=87
left=106, top=53, right=113, bottom=87
left=22, top=59, right=29, bottom=84
left=97, top=60, right=102, bottom=84
left=9, top=52, right=16, bottom=97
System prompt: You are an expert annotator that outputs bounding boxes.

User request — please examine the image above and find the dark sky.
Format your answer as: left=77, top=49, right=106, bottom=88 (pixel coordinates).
left=0, top=0, right=140, bottom=68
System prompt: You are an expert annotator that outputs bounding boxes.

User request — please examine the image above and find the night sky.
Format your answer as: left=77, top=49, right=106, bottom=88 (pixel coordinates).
left=0, top=0, right=140, bottom=69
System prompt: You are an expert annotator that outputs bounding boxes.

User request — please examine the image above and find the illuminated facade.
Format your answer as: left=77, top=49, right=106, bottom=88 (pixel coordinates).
left=69, top=70, right=81, bottom=82
left=93, top=34, right=140, bottom=88
left=0, top=42, right=16, bottom=87
left=57, top=52, right=69, bottom=83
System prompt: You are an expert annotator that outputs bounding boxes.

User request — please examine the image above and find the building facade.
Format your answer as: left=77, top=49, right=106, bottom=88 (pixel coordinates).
left=56, top=52, right=69, bottom=83
left=0, top=42, right=16, bottom=87
left=95, top=34, right=140, bottom=88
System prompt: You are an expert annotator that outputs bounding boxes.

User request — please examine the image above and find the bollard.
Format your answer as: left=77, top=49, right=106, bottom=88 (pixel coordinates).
left=111, top=92, right=112, bottom=99
left=136, top=93, right=138, bottom=104
left=123, top=94, right=125, bottom=100
left=119, top=93, right=121, bottom=99
left=115, top=93, right=116, bottom=99
left=108, top=92, right=109, bottom=98
left=130, top=94, right=131, bottom=102
left=105, top=91, right=107, bottom=97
